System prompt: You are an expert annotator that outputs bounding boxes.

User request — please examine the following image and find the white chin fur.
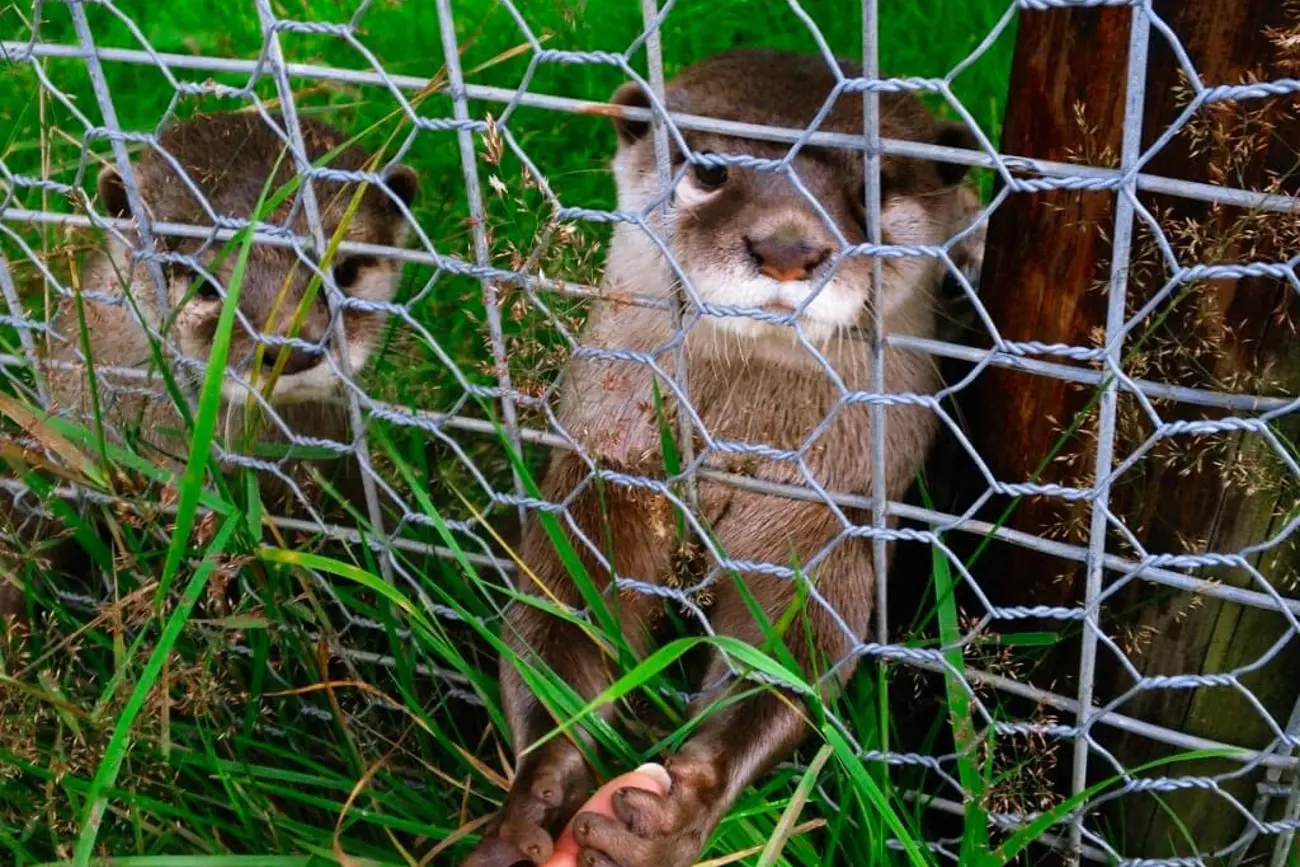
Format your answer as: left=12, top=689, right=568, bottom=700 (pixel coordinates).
left=688, top=270, right=862, bottom=346
left=218, top=344, right=370, bottom=406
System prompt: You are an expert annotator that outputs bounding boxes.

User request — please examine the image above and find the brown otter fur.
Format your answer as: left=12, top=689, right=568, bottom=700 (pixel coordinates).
left=464, top=48, right=985, bottom=867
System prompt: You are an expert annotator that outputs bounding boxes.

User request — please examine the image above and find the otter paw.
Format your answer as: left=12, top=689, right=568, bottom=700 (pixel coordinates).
left=462, top=764, right=590, bottom=866
left=570, top=782, right=710, bottom=867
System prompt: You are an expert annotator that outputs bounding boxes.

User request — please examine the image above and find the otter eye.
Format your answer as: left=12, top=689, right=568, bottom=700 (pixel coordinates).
left=332, top=256, right=376, bottom=290
left=182, top=270, right=220, bottom=301
left=691, top=153, right=728, bottom=190
left=854, top=177, right=894, bottom=230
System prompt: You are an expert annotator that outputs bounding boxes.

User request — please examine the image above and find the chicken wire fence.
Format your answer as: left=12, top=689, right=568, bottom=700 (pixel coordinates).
left=2, top=0, right=1300, bottom=864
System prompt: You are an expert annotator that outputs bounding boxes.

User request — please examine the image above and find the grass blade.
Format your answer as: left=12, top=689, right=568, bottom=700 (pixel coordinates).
left=823, top=724, right=932, bottom=867
left=153, top=205, right=262, bottom=599
left=71, top=516, right=240, bottom=867
left=756, top=743, right=833, bottom=867
left=929, top=542, right=989, bottom=860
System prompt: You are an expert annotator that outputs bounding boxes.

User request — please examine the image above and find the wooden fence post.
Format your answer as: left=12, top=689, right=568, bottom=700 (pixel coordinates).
left=962, top=1, right=1300, bottom=859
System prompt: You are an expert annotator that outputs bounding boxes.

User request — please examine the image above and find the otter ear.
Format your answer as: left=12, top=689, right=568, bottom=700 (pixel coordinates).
left=950, top=186, right=988, bottom=292
left=933, top=121, right=978, bottom=186
left=97, top=165, right=132, bottom=219
left=383, top=164, right=418, bottom=212
left=610, top=81, right=653, bottom=145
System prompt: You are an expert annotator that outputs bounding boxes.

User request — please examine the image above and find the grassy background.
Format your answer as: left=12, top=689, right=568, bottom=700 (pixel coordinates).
left=0, top=1, right=1033, bottom=865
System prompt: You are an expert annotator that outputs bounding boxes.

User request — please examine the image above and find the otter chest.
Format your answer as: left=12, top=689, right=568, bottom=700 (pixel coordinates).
left=690, top=365, right=875, bottom=494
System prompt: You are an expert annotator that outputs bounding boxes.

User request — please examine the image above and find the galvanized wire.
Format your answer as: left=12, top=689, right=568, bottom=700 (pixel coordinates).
left=2, top=0, right=1300, bottom=865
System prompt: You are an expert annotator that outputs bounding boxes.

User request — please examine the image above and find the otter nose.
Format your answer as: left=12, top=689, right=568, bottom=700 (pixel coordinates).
left=262, top=342, right=323, bottom=376
left=745, top=227, right=832, bottom=282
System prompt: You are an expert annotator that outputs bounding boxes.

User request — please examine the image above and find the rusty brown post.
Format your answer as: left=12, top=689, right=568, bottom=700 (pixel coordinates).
left=964, top=0, right=1300, bottom=860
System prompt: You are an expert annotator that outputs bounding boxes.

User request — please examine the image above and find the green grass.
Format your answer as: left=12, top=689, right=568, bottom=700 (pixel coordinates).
left=0, top=0, right=1199, bottom=865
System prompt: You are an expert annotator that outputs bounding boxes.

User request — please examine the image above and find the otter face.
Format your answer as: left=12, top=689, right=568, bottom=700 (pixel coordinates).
left=95, top=113, right=418, bottom=405
left=154, top=241, right=410, bottom=406
left=607, top=49, right=977, bottom=349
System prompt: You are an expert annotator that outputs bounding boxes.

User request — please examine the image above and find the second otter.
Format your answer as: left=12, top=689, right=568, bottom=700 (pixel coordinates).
left=0, top=112, right=418, bottom=616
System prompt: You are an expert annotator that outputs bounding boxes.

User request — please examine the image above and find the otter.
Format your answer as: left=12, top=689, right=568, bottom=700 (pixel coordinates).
left=0, top=111, right=418, bottom=617
left=462, top=49, right=985, bottom=867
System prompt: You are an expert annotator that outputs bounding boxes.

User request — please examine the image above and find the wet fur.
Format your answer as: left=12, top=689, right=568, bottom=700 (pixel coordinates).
left=464, top=49, right=985, bottom=867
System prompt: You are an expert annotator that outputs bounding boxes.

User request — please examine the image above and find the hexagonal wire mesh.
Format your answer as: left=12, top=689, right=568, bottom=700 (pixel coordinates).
left=1, top=0, right=1299, bottom=864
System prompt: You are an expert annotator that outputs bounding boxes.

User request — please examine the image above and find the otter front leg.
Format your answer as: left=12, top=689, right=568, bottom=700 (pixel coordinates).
left=571, top=515, right=872, bottom=867
left=463, top=615, right=602, bottom=867
left=464, top=453, right=675, bottom=867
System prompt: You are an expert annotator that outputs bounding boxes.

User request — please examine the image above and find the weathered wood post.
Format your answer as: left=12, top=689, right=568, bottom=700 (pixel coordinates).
left=963, top=0, right=1300, bottom=860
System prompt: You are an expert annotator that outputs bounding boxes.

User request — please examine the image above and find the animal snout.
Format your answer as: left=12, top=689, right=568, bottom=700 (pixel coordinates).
left=744, top=226, right=832, bottom=282
left=262, top=341, right=324, bottom=376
